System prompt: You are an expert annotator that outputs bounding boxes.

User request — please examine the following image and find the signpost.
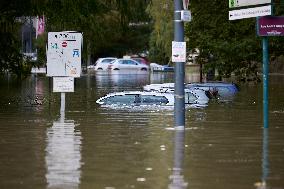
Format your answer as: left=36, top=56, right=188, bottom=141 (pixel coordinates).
left=47, top=31, right=82, bottom=114
left=229, top=1, right=272, bottom=128
left=47, top=32, right=82, bottom=78
left=229, top=5, right=272, bottom=20
left=229, top=0, right=271, bottom=8
left=173, top=0, right=186, bottom=130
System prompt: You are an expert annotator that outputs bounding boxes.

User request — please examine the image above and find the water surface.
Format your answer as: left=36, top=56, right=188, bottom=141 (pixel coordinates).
left=0, top=72, right=283, bottom=189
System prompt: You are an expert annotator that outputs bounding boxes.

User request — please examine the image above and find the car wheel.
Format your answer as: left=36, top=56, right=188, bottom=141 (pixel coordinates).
left=97, top=68, right=103, bottom=70
left=113, top=68, right=120, bottom=70
left=141, top=68, right=147, bottom=71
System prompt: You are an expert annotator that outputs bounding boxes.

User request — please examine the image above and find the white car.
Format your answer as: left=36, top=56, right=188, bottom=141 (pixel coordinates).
left=108, top=58, right=149, bottom=71
left=96, top=90, right=208, bottom=106
left=87, top=57, right=117, bottom=70
left=143, top=83, right=210, bottom=104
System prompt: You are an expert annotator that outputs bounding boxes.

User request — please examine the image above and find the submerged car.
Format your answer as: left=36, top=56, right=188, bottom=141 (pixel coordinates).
left=96, top=90, right=208, bottom=106
left=143, top=82, right=239, bottom=98
left=143, top=84, right=209, bottom=104
left=87, top=57, right=117, bottom=70
left=108, top=58, right=149, bottom=71
left=185, top=82, right=239, bottom=97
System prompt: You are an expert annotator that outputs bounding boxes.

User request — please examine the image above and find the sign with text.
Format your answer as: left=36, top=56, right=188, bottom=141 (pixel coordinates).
left=172, top=41, right=186, bottom=62
left=229, top=0, right=271, bottom=8
left=181, top=10, right=192, bottom=22
left=53, top=77, right=74, bottom=92
left=229, top=5, right=271, bottom=20
left=47, top=32, right=82, bottom=77
left=258, top=16, right=284, bottom=36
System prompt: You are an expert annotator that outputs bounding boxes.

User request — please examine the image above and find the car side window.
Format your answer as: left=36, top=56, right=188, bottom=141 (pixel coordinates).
left=128, top=60, right=137, bottom=65
left=141, top=95, right=169, bottom=105
left=102, top=95, right=137, bottom=105
left=102, top=59, right=114, bottom=63
left=118, top=60, right=124, bottom=64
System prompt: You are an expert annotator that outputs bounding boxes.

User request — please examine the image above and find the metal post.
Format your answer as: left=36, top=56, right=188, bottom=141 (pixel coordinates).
left=174, top=0, right=185, bottom=129
left=262, top=128, right=269, bottom=184
left=60, top=92, right=66, bottom=113
left=169, top=130, right=187, bottom=188
left=262, top=37, right=269, bottom=128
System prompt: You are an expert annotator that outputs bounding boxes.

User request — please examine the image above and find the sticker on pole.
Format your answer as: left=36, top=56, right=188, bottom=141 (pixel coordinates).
left=53, top=77, right=74, bottom=92
left=172, top=41, right=186, bottom=62
left=47, top=32, right=83, bottom=77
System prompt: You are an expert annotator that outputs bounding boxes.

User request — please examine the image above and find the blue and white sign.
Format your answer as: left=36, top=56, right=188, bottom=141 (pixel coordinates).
left=172, top=41, right=186, bottom=62
left=47, top=32, right=83, bottom=77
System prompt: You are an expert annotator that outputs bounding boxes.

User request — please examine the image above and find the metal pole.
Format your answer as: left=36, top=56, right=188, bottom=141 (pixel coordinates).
left=174, top=0, right=185, bottom=129
left=60, top=92, right=66, bottom=113
left=262, top=128, right=269, bottom=185
left=262, top=37, right=269, bottom=128
left=169, top=130, right=187, bottom=188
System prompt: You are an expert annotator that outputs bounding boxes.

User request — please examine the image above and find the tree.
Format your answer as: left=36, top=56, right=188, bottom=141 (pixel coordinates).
left=186, top=0, right=262, bottom=81
left=1, top=0, right=152, bottom=76
left=147, top=0, right=173, bottom=64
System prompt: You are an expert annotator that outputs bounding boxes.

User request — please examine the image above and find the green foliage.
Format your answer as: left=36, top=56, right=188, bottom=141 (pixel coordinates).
left=186, top=0, right=263, bottom=81
left=0, top=0, right=151, bottom=77
left=147, top=0, right=173, bottom=64
left=34, top=33, right=47, bottom=67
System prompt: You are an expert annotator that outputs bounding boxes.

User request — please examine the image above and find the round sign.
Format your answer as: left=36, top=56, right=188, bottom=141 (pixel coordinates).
left=62, top=41, right=67, bottom=48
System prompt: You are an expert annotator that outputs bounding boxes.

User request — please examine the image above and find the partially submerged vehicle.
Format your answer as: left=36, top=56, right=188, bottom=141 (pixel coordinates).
left=96, top=90, right=208, bottom=107
left=185, top=82, right=239, bottom=97
left=143, top=82, right=239, bottom=98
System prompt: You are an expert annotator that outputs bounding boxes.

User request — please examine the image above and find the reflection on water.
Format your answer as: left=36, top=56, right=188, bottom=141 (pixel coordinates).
left=0, top=74, right=284, bottom=189
left=45, top=110, right=82, bottom=189
left=95, top=71, right=149, bottom=91
left=169, top=131, right=188, bottom=189
left=255, top=128, right=269, bottom=189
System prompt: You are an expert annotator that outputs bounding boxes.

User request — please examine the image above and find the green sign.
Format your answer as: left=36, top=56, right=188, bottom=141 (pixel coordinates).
left=229, top=0, right=235, bottom=8
left=229, top=0, right=271, bottom=8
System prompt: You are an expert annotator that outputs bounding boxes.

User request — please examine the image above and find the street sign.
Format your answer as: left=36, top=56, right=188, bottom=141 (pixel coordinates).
left=229, top=0, right=271, bottom=8
left=181, top=10, right=192, bottom=22
left=229, top=5, right=271, bottom=20
left=53, top=77, right=74, bottom=92
left=172, top=41, right=186, bottom=62
left=47, top=32, right=82, bottom=77
left=257, top=16, right=284, bottom=36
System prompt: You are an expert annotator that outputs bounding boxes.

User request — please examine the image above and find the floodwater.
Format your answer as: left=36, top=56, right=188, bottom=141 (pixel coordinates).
left=0, top=71, right=283, bottom=189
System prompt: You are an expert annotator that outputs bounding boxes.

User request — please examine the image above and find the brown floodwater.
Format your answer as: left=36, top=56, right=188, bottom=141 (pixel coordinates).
left=0, top=71, right=283, bottom=189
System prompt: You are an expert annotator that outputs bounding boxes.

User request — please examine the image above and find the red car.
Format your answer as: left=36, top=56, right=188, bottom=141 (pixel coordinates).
left=131, top=57, right=149, bottom=65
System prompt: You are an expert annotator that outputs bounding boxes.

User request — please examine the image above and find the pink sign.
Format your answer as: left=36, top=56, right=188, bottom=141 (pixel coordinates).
left=36, top=16, right=45, bottom=37
left=258, top=16, right=284, bottom=36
